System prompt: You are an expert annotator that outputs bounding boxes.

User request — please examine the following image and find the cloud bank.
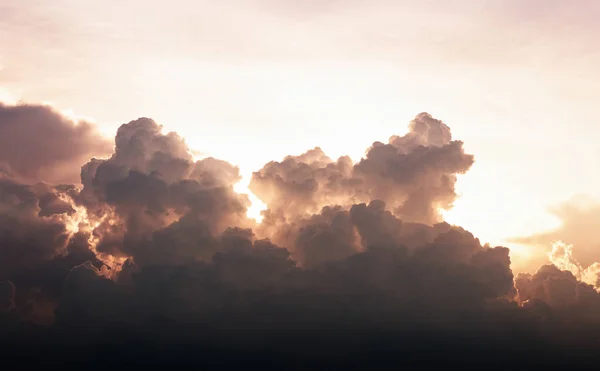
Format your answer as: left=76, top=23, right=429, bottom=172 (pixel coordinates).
left=1, top=104, right=600, bottom=367
left=0, top=103, right=112, bottom=184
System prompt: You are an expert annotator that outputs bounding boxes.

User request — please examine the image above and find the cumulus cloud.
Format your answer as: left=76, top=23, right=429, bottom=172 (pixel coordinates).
left=77, top=117, right=252, bottom=267
left=0, top=103, right=112, bottom=184
left=250, top=113, right=474, bottom=225
left=515, top=262, right=600, bottom=321
left=41, top=112, right=511, bottom=328
left=2, top=108, right=600, bottom=367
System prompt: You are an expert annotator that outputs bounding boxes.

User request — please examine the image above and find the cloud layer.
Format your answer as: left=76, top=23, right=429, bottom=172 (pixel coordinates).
left=1, top=104, right=600, bottom=367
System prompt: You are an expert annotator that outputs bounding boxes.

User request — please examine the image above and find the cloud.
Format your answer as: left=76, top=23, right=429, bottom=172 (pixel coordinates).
left=511, top=194, right=600, bottom=268
left=515, top=263, right=600, bottom=317
left=0, top=103, right=112, bottom=185
left=0, top=174, right=101, bottom=323
left=77, top=117, right=252, bottom=267
left=53, top=222, right=514, bottom=325
left=250, top=113, right=473, bottom=225
left=2, top=108, right=600, bottom=366
left=0, top=177, right=74, bottom=276
left=0, top=281, right=15, bottom=312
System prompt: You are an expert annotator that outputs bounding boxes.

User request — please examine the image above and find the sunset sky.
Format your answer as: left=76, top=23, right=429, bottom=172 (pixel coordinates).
left=1, top=0, right=599, bottom=271
left=6, top=2, right=600, bottom=367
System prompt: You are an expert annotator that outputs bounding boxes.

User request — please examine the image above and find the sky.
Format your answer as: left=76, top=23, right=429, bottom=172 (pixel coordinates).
left=5, top=2, right=600, bottom=366
left=1, top=0, right=600, bottom=272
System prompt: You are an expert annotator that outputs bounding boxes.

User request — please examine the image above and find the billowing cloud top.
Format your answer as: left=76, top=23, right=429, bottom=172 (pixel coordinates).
left=251, top=113, right=473, bottom=224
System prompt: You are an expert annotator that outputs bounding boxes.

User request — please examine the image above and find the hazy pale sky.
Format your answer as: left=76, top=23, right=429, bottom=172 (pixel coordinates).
left=1, top=0, right=599, bottom=270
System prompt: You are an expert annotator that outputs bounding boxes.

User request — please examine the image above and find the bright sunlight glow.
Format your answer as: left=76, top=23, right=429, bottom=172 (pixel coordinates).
left=234, top=174, right=266, bottom=223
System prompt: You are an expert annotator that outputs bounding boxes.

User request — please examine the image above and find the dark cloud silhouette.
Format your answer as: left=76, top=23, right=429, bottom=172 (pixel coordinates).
left=0, top=280, right=15, bottom=312
left=0, top=173, right=100, bottom=323
left=0, top=176, right=74, bottom=277
left=2, top=109, right=600, bottom=367
left=0, top=103, right=112, bottom=184
left=48, top=222, right=515, bottom=331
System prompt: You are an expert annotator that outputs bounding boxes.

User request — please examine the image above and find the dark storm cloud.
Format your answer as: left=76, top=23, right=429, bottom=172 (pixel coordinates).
left=0, top=103, right=112, bottom=185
